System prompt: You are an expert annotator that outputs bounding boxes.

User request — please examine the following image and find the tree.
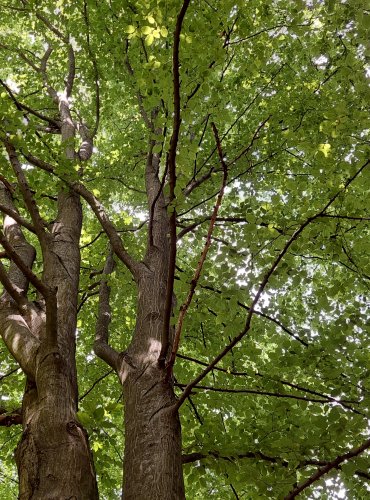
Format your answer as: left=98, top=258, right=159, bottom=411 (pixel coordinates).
left=0, top=0, right=369, bottom=498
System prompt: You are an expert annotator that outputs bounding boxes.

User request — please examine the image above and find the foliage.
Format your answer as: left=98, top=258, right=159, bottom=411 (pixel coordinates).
left=0, top=0, right=369, bottom=498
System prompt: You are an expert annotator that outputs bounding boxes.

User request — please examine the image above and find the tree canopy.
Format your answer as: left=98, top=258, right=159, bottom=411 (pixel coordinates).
left=0, top=0, right=369, bottom=498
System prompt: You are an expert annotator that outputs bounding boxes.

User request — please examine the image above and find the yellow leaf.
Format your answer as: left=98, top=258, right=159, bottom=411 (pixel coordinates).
left=145, top=34, right=154, bottom=46
left=318, top=143, right=331, bottom=157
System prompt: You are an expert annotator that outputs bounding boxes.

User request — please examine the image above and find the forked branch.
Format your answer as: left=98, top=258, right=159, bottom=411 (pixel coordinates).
left=284, top=437, right=370, bottom=499
left=174, top=159, right=370, bottom=409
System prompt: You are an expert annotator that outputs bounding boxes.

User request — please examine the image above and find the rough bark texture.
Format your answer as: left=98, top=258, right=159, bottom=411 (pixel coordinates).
left=93, top=147, right=185, bottom=498
left=119, top=149, right=185, bottom=499
left=0, top=182, right=98, bottom=499
left=122, top=269, right=185, bottom=500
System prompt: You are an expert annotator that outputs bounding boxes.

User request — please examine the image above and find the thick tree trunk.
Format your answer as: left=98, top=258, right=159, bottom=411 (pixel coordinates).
left=121, top=261, right=185, bottom=499
left=16, top=359, right=98, bottom=499
left=0, top=185, right=98, bottom=499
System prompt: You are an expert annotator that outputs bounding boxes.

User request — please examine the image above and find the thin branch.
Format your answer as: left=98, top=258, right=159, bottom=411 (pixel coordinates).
left=159, top=0, right=191, bottom=366
left=228, top=115, right=271, bottom=165
left=174, top=159, right=370, bottom=409
left=0, top=366, right=20, bottom=382
left=93, top=249, right=120, bottom=370
left=175, top=383, right=350, bottom=405
left=0, top=78, right=59, bottom=127
left=35, top=12, right=69, bottom=43
left=0, top=204, right=35, bottom=233
left=166, top=122, right=228, bottom=376
left=0, top=260, right=28, bottom=310
left=73, top=182, right=140, bottom=276
left=0, top=229, right=49, bottom=297
left=320, top=214, right=370, bottom=221
left=79, top=369, right=113, bottom=401
left=4, top=142, right=47, bottom=241
left=284, top=437, right=370, bottom=499
left=176, top=353, right=360, bottom=414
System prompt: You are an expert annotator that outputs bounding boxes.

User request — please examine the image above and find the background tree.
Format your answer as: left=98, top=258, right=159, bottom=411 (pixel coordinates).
left=1, top=0, right=370, bottom=499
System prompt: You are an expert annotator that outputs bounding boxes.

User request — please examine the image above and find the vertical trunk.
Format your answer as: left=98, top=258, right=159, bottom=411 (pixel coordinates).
left=121, top=261, right=185, bottom=499
left=0, top=186, right=98, bottom=499
left=123, top=369, right=184, bottom=500
left=16, top=351, right=98, bottom=499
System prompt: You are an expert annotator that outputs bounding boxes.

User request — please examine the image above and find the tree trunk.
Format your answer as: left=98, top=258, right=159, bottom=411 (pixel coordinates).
left=0, top=184, right=98, bottom=499
left=121, top=268, right=185, bottom=500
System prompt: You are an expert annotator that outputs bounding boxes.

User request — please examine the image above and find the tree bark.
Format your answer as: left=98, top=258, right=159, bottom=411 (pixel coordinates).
left=117, top=146, right=185, bottom=499
left=121, top=269, right=185, bottom=500
left=0, top=182, right=98, bottom=499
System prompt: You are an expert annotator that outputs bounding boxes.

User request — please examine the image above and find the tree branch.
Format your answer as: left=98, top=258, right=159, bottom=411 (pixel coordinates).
left=0, top=203, right=35, bottom=233
left=175, top=383, right=354, bottom=405
left=21, top=153, right=140, bottom=277
left=0, top=407, right=22, bottom=426
left=174, top=159, right=370, bottom=409
left=284, top=437, right=370, bottom=499
left=0, top=260, right=28, bottom=310
left=159, top=0, right=191, bottom=366
left=166, top=122, right=228, bottom=376
left=4, top=142, right=47, bottom=242
left=93, top=249, right=121, bottom=370
left=0, top=229, right=49, bottom=297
